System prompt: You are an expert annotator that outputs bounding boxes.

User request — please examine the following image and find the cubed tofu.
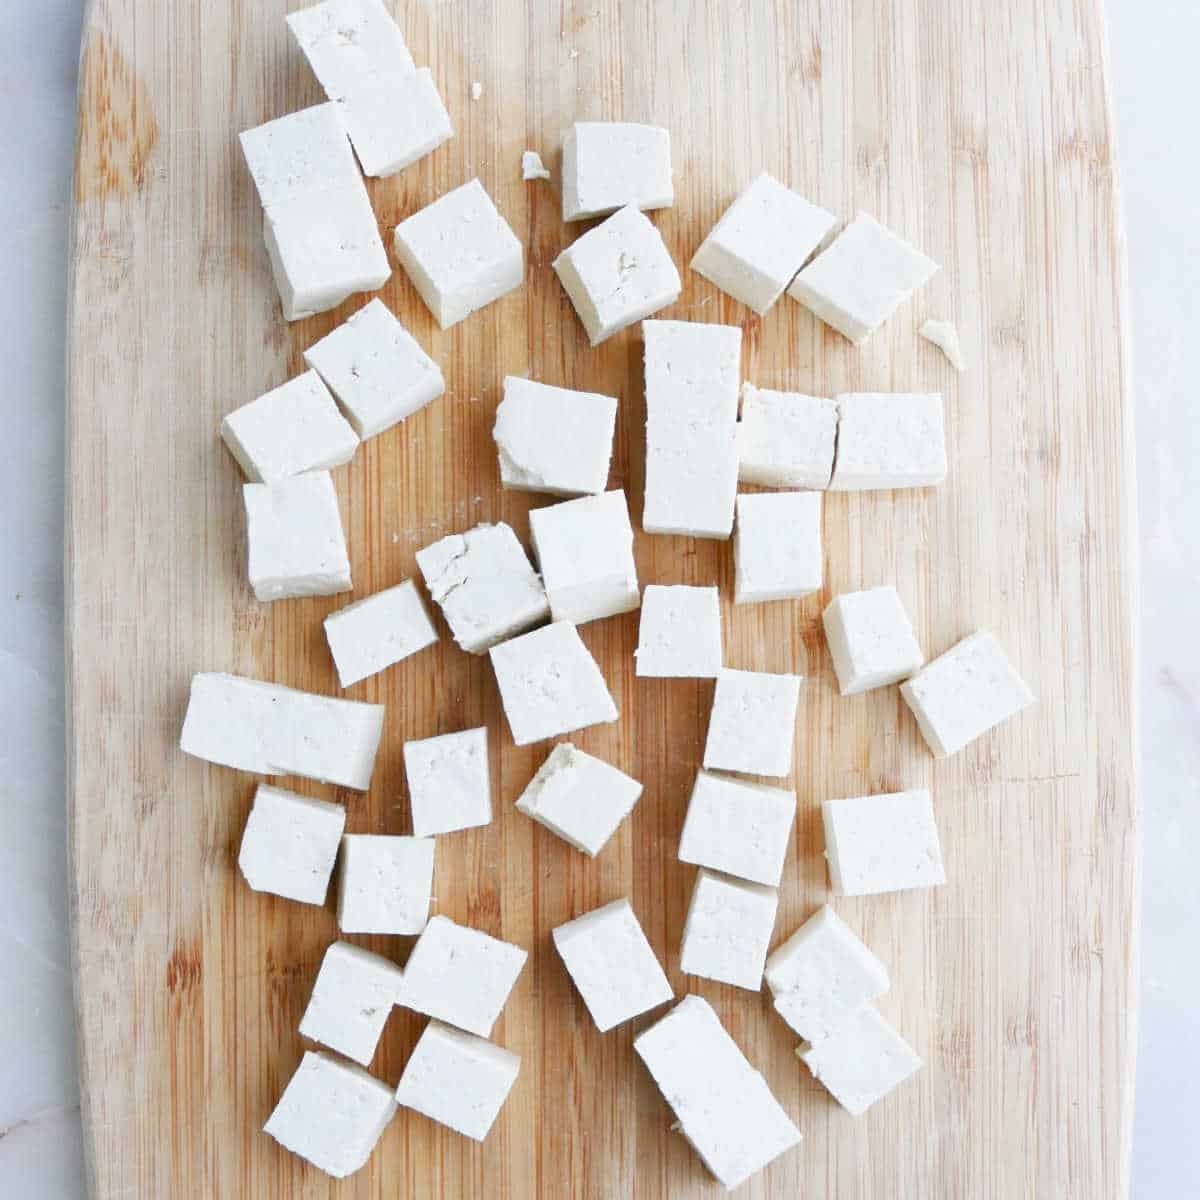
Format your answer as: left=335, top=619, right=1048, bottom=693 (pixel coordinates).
left=822, top=790, right=946, bottom=896
left=239, top=101, right=361, bottom=209
left=403, top=727, right=491, bottom=837
left=737, top=384, right=837, bottom=489
left=299, top=941, right=405, bottom=1066
left=733, top=491, right=823, bottom=604
left=703, top=667, right=802, bottom=778
left=561, top=121, right=673, bottom=222
left=822, top=585, right=923, bottom=695
left=337, top=834, right=436, bottom=935
left=634, top=584, right=723, bottom=678
left=324, top=580, right=439, bottom=688
left=679, top=868, right=779, bottom=991
left=340, top=68, right=453, bottom=178
left=286, top=0, right=414, bottom=100
left=829, top=392, right=947, bottom=491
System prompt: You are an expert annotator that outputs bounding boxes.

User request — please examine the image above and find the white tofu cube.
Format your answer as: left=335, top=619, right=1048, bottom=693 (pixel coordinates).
left=678, top=769, right=796, bottom=887
left=286, top=0, right=414, bottom=100
left=634, top=996, right=801, bottom=1191
left=303, top=298, right=445, bottom=439
left=529, top=490, right=639, bottom=625
left=514, top=742, right=642, bottom=857
left=553, top=205, right=681, bottom=345
left=823, top=585, right=923, bottom=695
left=553, top=898, right=673, bottom=1031
left=634, top=584, right=722, bottom=678
left=324, top=580, right=438, bottom=688
left=829, top=392, right=947, bottom=491
left=797, top=1005, right=922, bottom=1116
left=900, top=629, right=1035, bottom=757
left=788, top=211, right=939, bottom=344
left=264, top=1049, right=397, bottom=1178
left=394, top=1021, right=520, bottom=1141
left=679, top=868, right=779, bottom=991
left=822, top=790, right=946, bottom=896
left=393, top=178, right=524, bottom=329
left=493, top=376, right=617, bottom=497
left=734, top=491, right=823, bottom=605
left=400, top=915, right=528, bottom=1037
left=340, top=68, right=453, bottom=178
left=403, top=727, right=491, bottom=837
left=690, top=173, right=836, bottom=314
left=237, top=783, right=346, bottom=905
left=243, top=470, right=352, bottom=602
left=737, top=384, right=837, bottom=489
left=415, top=522, right=549, bottom=654
left=489, top=621, right=618, bottom=746
left=299, top=941, right=405, bottom=1065
left=561, top=121, right=673, bottom=222
left=703, top=667, right=802, bottom=778
left=337, top=834, right=435, bottom=935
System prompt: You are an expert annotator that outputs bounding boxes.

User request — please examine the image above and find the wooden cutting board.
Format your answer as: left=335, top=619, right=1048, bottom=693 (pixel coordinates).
left=66, top=0, right=1140, bottom=1196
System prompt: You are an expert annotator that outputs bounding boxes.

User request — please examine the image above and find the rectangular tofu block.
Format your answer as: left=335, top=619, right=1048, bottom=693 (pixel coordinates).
left=822, top=790, right=946, bottom=897
left=829, top=392, right=947, bottom=491
left=553, top=898, right=674, bottom=1031
left=340, top=68, right=453, bottom=178
left=703, top=667, right=802, bottom=778
left=901, top=630, right=1035, bottom=757
left=299, top=941, right=405, bottom=1066
left=738, top=384, right=837, bottom=489
left=634, top=996, right=801, bottom=1191
left=324, top=580, right=438, bottom=688
left=680, top=868, right=779, bottom=991
left=561, top=121, right=673, bottom=222
left=286, top=0, right=414, bottom=100
left=634, top=584, right=722, bottom=678
left=403, top=727, right=491, bottom=837
left=734, top=491, right=823, bottom=604
left=823, top=585, right=923, bottom=695
left=180, top=672, right=384, bottom=790
left=337, top=834, right=435, bottom=935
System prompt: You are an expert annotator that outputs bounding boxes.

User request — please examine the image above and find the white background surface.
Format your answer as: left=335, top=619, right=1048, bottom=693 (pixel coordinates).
left=0, top=2, right=1192, bottom=1195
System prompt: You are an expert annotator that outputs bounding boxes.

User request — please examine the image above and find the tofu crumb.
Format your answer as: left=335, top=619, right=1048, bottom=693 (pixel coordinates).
left=471, top=81, right=483, bottom=100
left=920, top=318, right=966, bottom=371
left=521, top=150, right=551, bottom=181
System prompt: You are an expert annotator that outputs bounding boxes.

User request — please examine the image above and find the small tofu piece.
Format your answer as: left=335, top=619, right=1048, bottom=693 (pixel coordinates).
left=737, top=384, right=837, bottom=489
left=470, top=81, right=482, bottom=101
left=237, top=783, right=346, bottom=905
left=561, top=121, right=673, bottom=222
left=180, top=672, right=384, bottom=790
left=823, top=585, right=923, bottom=695
left=829, top=393, right=947, bottom=491
left=299, top=941, right=405, bottom=1066
left=634, top=584, right=722, bottom=678
left=690, top=173, right=836, bottom=314
left=264, top=1049, right=397, bottom=1179
left=822, top=790, right=946, bottom=897
left=324, top=580, right=438, bottom=688
left=703, top=667, right=802, bottom=778
left=634, top=996, right=801, bottom=1191
left=900, top=630, right=1035, bottom=757
left=395, top=1021, right=520, bottom=1141
left=303, top=298, right=445, bottom=439
left=764, top=905, right=890, bottom=1042
left=797, top=1005, right=922, bottom=1116
left=529, top=490, right=640, bottom=624
left=521, top=150, right=550, bottom=181
left=489, top=621, right=618, bottom=746
left=493, top=377, right=617, bottom=497
left=679, top=869, right=779, bottom=991
left=400, top=915, right=528, bottom=1037
left=403, top=727, right=491, bottom=837
left=337, top=834, right=435, bottom=935
left=678, top=769, right=796, bottom=887
left=734, top=491, right=823, bottom=604
left=919, top=318, right=966, bottom=371
left=415, top=522, right=549, bottom=655
left=340, top=68, right=453, bottom=178
left=285, top=0, right=414, bottom=100
left=553, top=898, right=674, bottom=1031
left=553, top=205, right=681, bottom=345
left=788, top=212, right=939, bottom=344
left=515, top=742, right=642, bottom=856
left=393, top=178, right=524, bottom=329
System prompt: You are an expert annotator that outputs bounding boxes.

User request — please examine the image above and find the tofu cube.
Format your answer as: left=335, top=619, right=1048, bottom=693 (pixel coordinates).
left=521, top=150, right=551, bottom=181
left=553, top=205, right=681, bottom=345
left=340, top=68, right=453, bottom=178
left=337, top=833, right=435, bottom=935
left=237, top=783, right=346, bottom=905
left=690, top=173, right=836, bottom=314
left=529, top=490, right=640, bottom=625
left=679, top=868, right=779, bottom=991
left=489, top=621, right=618, bottom=746
left=493, top=376, right=617, bottom=497
left=734, top=491, right=823, bottom=605
left=788, top=212, right=939, bottom=343
left=829, top=392, right=947, bottom=491
left=561, top=121, right=673, bottom=222
left=737, top=384, right=837, bottom=489
left=324, top=580, right=438, bottom=688
left=403, top=727, right=491, bottom=837
left=822, top=790, right=946, bottom=897
left=393, top=178, right=524, bottom=329
left=285, top=0, right=414, bottom=100
left=299, top=941, right=405, bottom=1066
left=703, top=667, right=802, bottom=778
left=823, top=585, right=923, bottom=695
left=553, top=898, right=674, bottom=1031
left=634, top=584, right=722, bottom=678
left=394, top=1020, right=520, bottom=1141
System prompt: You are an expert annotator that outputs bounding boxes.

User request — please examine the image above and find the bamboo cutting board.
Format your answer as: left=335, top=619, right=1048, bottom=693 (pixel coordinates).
left=66, top=0, right=1139, bottom=1196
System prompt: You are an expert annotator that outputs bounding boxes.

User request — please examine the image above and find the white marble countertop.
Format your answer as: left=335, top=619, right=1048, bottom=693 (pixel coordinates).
left=1, top=2, right=1191, bottom=1195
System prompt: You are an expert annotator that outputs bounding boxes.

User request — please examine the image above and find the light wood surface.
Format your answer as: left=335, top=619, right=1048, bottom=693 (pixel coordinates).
left=66, top=1, right=1140, bottom=1196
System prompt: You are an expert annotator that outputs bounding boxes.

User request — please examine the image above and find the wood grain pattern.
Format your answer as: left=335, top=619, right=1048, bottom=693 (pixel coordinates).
left=66, top=1, right=1139, bottom=1196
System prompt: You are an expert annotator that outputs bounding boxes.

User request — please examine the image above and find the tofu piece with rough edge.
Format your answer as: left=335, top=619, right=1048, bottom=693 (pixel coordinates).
left=634, top=996, right=802, bottom=1191
left=822, top=790, right=946, bottom=897
left=737, top=385, right=837, bottom=489
left=553, top=898, right=674, bottom=1031
left=787, top=212, right=939, bottom=343
left=324, top=580, right=438, bottom=688
left=299, top=941, right=405, bottom=1066
left=680, top=868, right=779, bottom=991
left=243, top=470, right=352, bottom=601
left=488, top=621, right=618, bottom=746
left=393, top=179, right=524, bottom=329
left=691, top=173, right=836, bottom=314
left=823, top=585, right=923, bottom=695
left=514, top=742, right=642, bottom=856
left=394, top=1021, right=520, bottom=1141
left=340, top=68, right=453, bottom=178
left=634, top=584, right=722, bottom=678
left=703, top=667, right=802, bottom=778
left=553, top=205, right=681, bottom=345
left=264, top=1049, right=397, bottom=1178
left=920, top=318, right=966, bottom=371
left=829, top=392, right=947, bottom=491
left=521, top=150, right=550, bottom=181
left=286, top=0, right=414, bottom=100
left=561, top=121, right=673, bottom=222
left=493, top=377, right=617, bottom=497
left=403, top=727, right=491, bottom=837
left=180, top=672, right=384, bottom=791
left=734, top=491, right=823, bottom=604
left=337, top=834, right=435, bottom=935
left=237, top=783, right=346, bottom=905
